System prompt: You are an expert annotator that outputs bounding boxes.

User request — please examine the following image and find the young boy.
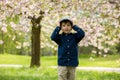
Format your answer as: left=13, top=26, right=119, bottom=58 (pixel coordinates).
left=51, top=18, right=85, bottom=80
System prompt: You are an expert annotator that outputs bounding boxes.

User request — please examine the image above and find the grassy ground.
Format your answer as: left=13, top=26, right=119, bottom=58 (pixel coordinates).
left=79, top=54, right=120, bottom=68
left=0, top=67, right=120, bottom=80
left=0, top=54, right=120, bottom=80
left=0, top=54, right=120, bottom=67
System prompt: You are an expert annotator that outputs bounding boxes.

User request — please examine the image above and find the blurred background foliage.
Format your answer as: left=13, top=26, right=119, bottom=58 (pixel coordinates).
left=0, top=0, right=120, bottom=56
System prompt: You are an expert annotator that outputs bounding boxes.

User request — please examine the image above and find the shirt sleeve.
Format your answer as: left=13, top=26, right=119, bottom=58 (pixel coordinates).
left=50, top=26, right=61, bottom=45
left=72, top=25, right=85, bottom=43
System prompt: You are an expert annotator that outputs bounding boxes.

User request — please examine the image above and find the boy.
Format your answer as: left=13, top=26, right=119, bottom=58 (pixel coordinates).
left=51, top=18, right=85, bottom=80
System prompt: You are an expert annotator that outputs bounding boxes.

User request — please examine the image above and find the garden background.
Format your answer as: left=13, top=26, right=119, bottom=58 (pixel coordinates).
left=0, top=0, right=120, bottom=80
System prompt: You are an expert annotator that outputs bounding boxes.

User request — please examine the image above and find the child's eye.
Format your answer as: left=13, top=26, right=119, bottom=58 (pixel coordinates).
left=62, top=25, right=65, bottom=27
left=67, top=24, right=71, bottom=26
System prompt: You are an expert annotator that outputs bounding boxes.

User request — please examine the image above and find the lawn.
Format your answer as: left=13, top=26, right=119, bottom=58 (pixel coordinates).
left=0, top=67, right=120, bottom=80
left=0, top=54, right=120, bottom=67
left=0, top=54, right=120, bottom=80
left=79, top=54, right=120, bottom=68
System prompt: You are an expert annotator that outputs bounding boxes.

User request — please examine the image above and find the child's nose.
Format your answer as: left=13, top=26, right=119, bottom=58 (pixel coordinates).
left=65, top=26, right=68, bottom=28
left=65, top=25, right=69, bottom=28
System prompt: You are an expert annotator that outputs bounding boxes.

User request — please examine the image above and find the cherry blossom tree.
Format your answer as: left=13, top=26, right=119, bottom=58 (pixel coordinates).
left=70, top=0, right=120, bottom=56
left=0, top=0, right=80, bottom=67
left=0, top=0, right=120, bottom=67
left=0, top=0, right=47, bottom=67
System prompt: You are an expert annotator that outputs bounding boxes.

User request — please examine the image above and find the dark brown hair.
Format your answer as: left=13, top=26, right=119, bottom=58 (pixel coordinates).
left=60, top=19, right=73, bottom=27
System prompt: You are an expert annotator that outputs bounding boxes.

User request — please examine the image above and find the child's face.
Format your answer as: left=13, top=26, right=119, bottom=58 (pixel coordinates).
left=61, top=22, right=72, bottom=34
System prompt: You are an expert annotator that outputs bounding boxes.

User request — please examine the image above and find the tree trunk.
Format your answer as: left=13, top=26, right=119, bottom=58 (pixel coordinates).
left=30, top=25, right=41, bottom=67
left=29, top=11, right=44, bottom=67
left=96, top=38, right=100, bottom=57
left=95, top=47, right=99, bottom=57
left=1, top=31, right=4, bottom=54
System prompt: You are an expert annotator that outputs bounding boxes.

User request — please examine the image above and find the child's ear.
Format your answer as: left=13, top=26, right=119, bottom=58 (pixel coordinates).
left=72, top=25, right=73, bottom=28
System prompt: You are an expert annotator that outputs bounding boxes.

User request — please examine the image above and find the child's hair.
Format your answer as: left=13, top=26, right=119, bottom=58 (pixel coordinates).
left=60, top=19, right=73, bottom=27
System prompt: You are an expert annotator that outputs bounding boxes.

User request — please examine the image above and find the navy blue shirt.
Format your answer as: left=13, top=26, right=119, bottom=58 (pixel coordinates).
left=51, top=25, right=85, bottom=67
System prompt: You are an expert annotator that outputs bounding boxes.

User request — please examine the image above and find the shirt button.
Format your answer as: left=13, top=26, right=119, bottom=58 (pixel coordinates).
left=68, top=59, right=70, bottom=61
left=67, top=45, right=69, bottom=48
left=67, top=40, right=69, bottom=42
left=67, top=52, right=70, bottom=54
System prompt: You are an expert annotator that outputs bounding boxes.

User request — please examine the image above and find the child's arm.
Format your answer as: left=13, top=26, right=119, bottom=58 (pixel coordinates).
left=51, top=26, right=61, bottom=45
left=72, top=25, right=85, bottom=43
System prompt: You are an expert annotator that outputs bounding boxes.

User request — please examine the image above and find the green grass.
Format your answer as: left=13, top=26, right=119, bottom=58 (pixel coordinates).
left=0, top=67, right=120, bottom=80
left=0, top=54, right=120, bottom=67
left=0, top=67, right=57, bottom=80
left=76, top=70, right=120, bottom=80
left=79, top=54, right=120, bottom=67
left=0, top=54, right=30, bottom=66
left=0, top=54, right=57, bottom=67
left=0, top=54, right=120, bottom=80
